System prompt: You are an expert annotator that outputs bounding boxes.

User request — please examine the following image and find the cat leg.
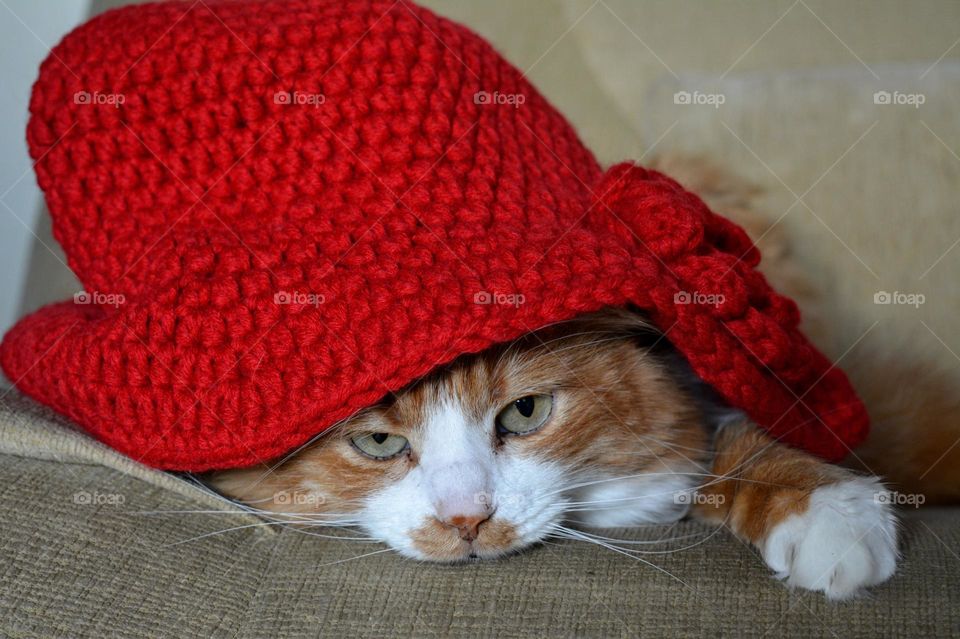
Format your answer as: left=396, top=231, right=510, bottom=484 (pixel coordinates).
left=690, top=419, right=899, bottom=599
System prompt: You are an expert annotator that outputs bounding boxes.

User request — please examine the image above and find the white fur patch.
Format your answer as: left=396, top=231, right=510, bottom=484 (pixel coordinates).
left=568, top=469, right=698, bottom=528
left=359, top=396, right=569, bottom=559
left=761, top=477, right=899, bottom=599
left=420, top=401, right=495, bottom=523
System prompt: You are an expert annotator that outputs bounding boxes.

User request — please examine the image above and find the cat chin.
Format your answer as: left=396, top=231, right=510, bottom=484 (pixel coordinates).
left=392, top=543, right=527, bottom=563
left=373, top=518, right=559, bottom=563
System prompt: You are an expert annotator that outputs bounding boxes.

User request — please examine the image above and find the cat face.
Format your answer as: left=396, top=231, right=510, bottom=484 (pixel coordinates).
left=211, top=310, right=710, bottom=561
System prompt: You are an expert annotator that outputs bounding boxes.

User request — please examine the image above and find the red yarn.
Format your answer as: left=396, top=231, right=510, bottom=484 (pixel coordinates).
left=0, top=0, right=867, bottom=470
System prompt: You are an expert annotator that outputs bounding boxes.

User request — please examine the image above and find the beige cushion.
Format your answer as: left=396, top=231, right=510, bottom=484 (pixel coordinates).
left=0, top=392, right=958, bottom=637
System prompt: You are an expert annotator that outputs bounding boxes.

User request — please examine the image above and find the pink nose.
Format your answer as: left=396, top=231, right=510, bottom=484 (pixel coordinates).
left=442, top=513, right=491, bottom=542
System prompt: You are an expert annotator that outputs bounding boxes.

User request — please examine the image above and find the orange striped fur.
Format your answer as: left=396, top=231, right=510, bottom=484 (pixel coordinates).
left=208, top=155, right=950, bottom=598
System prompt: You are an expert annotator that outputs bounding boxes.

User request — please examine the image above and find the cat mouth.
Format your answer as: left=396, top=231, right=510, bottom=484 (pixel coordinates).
left=413, top=538, right=523, bottom=562
left=407, top=516, right=522, bottom=561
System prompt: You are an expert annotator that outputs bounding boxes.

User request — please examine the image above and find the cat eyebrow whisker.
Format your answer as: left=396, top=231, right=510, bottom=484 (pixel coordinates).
left=533, top=326, right=615, bottom=343
left=532, top=335, right=637, bottom=357
left=550, top=331, right=644, bottom=360
left=493, top=325, right=634, bottom=371
left=519, top=323, right=617, bottom=348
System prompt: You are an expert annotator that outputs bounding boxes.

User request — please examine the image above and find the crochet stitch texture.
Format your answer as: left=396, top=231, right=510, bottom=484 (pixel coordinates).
left=0, top=0, right=868, bottom=470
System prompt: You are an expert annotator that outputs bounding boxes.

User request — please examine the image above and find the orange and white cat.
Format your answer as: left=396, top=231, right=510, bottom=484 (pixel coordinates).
left=211, top=156, right=955, bottom=600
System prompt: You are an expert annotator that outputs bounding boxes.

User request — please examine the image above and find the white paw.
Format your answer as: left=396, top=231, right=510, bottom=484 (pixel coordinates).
left=761, top=478, right=899, bottom=600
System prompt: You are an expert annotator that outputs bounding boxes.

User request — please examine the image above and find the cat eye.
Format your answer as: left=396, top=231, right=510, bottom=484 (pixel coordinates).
left=350, top=432, right=409, bottom=460
left=496, top=394, right=553, bottom=435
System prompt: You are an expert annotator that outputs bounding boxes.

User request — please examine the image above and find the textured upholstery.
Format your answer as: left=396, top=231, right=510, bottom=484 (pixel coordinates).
left=1, top=392, right=958, bottom=637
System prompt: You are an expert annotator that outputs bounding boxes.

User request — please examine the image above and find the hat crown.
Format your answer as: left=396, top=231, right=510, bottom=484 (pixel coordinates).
left=30, top=0, right=600, bottom=297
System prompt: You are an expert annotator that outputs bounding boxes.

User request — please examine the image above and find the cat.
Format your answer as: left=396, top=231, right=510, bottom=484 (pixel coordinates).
left=209, top=155, right=952, bottom=600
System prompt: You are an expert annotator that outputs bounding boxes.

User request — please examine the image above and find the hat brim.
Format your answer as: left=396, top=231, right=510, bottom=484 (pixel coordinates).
left=1, top=164, right=867, bottom=470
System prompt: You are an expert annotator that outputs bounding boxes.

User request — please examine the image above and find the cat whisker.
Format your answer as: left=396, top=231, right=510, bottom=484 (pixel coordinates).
left=134, top=507, right=364, bottom=522
left=555, top=469, right=796, bottom=500
left=549, top=523, right=727, bottom=557
left=691, top=472, right=795, bottom=491
left=547, top=471, right=717, bottom=497
left=132, top=508, right=372, bottom=537
left=229, top=495, right=279, bottom=504
left=316, top=547, right=394, bottom=567
left=282, top=526, right=383, bottom=542
left=132, top=508, right=346, bottom=518
left=232, top=408, right=384, bottom=489
left=616, top=434, right=717, bottom=454
left=563, top=494, right=688, bottom=508
left=159, top=520, right=304, bottom=546
left=550, top=524, right=704, bottom=546
left=159, top=517, right=378, bottom=547
left=544, top=526, right=698, bottom=587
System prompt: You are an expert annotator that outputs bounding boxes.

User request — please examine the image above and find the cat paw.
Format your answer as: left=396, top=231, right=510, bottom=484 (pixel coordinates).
left=760, top=477, right=899, bottom=600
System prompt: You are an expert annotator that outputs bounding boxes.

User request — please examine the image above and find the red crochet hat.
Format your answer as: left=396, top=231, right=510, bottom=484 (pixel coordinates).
left=1, top=0, right=867, bottom=470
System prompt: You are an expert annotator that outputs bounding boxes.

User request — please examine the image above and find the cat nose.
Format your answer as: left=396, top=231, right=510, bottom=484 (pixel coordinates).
left=441, top=512, right=492, bottom=542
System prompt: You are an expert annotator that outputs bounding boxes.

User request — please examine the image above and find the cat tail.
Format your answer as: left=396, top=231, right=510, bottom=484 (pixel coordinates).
left=841, top=348, right=960, bottom=504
